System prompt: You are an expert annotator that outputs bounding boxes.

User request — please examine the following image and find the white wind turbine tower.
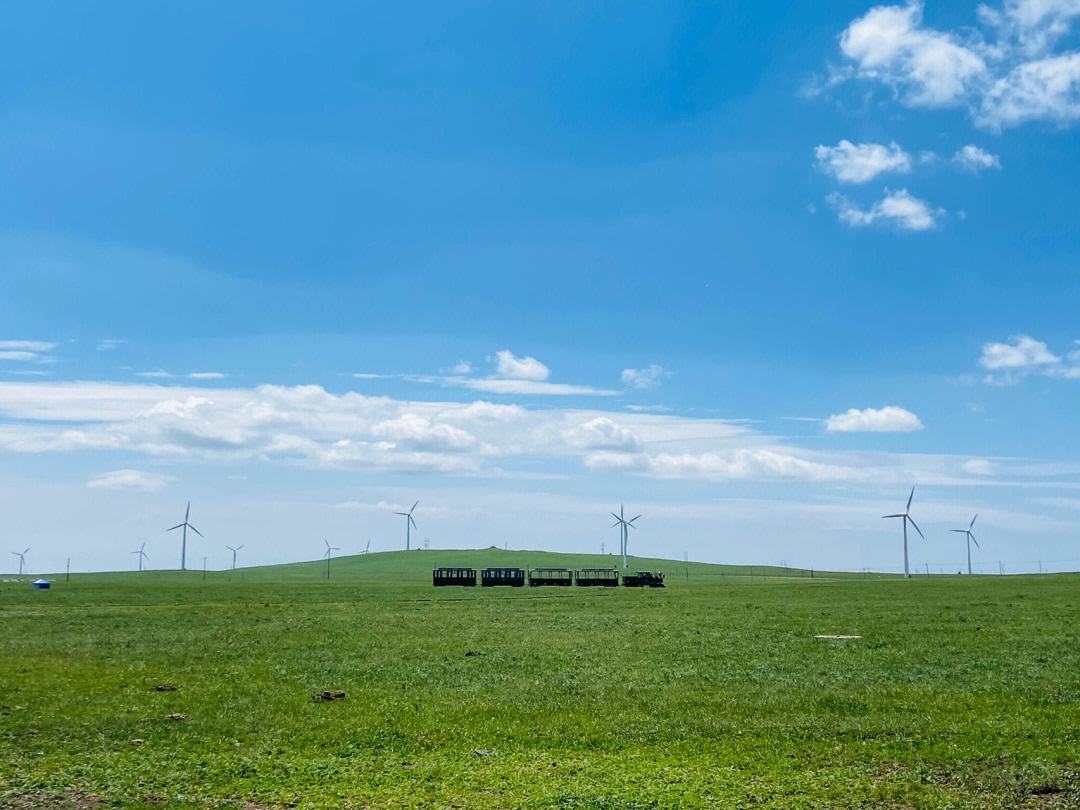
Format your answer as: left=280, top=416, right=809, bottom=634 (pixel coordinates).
left=11, top=548, right=29, bottom=576
left=167, top=501, right=203, bottom=571
left=394, top=501, right=419, bottom=551
left=610, top=505, right=641, bottom=570
left=882, top=487, right=924, bottom=579
left=323, top=539, right=341, bottom=580
left=226, top=544, right=244, bottom=571
left=132, top=542, right=149, bottom=572
left=950, top=514, right=979, bottom=575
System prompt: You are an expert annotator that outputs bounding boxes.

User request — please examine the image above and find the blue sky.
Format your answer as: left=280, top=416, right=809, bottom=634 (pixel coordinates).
left=2, top=1, right=1080, bottom=574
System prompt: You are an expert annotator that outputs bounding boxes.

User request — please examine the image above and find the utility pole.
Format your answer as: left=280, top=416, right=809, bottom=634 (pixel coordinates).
left=66, top=557, right=71, bottom=583
left=202, top=556, right=207, bottom=581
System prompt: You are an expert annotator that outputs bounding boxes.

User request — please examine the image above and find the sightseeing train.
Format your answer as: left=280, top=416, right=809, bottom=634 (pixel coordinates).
left=432, top=566, right=664, bottom=588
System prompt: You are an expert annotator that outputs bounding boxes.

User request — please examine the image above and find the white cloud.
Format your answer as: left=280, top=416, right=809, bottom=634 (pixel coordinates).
left=370, top=413, right=477, bottom=452
left=86, top=469, right=173, bottom=492
left=188, top=372, right=227, bottom=380
left=567, top=417, right=642, bottom=451
left=0, top=340, right=56, bottom=352
left=0, top=380, right=1057, bottom=489
left=96, top=339, right=124, bottom=352
left=952, top=144, right=1002, bottom=171
left=825, top=406, right=925, bottom=432
left=0, top=340, right=56, bottom=363
left=961, top=458, right=996, bottom=475
left=839, top=2, right=987, bottom=107
left=135, top=370, right=175, bottom=379
left=978, top=334, right=1080, bottom=381
left=455, top=378, right=618, bottom=396
left=979, top=334, right=1059, bottom=369
left=828, top=188, right=941, bottom=230
left=833, top=0, right=1080, bottom=128
left=621, top=364, right=668, bottom=389
left=814, top=140, right=913, bottom=183
left=979, top=52, right=1080, bottom=126
left=352, top=366, right=616, bottom=397
left=982, top=0, right=1080, bottom=55
left=449, top=360, right=474, bottom=375
left=494, top=350, right=550, bottom=381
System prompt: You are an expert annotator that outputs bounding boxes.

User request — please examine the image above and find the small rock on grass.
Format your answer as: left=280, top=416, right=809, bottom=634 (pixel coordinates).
left=154, top=684, right=178, bottom=692
left=472, top=748, right=493, bottom=757
left=166, top=713, right=188, bottom=722
left=311, top=690, right=347, bottom=703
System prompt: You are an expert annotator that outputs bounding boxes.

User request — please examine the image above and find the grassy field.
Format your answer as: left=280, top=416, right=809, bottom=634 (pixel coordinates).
left=1, top=549, right=1078, bottom=808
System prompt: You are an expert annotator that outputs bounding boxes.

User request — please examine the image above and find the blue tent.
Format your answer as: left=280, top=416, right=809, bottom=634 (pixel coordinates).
left=31, top=579, right=50, bottom=590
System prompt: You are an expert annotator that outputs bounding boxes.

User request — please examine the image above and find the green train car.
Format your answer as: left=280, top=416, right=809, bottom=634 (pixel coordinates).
left=574, top=568, right=620, bottom=587
left=432, top=567, right=477, bottom=586
left=528, top=567, right=573, bottom=586
left=481, top=567, right=526, bottom=587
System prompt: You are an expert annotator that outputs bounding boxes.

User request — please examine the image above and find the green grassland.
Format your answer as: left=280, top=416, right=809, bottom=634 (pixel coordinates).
left=1, top=549, right=1078, bottom=808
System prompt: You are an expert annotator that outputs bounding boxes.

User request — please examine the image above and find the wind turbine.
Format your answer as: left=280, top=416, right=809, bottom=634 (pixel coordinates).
left=394, top=501, right=419, bottom=550
left=950, top=514, right=979, bottom=575
left=11, top=548, right=29, bottom=576
left=323, top=539, right=341, bottom=580
left=610, top=505, right=641, bottom=570
left=882, top=487, right=924, bottom=579
left=225, top=544, right=244, bottom=571
left=131, top=542, right=149, bottom=572
left=364, top=539, right=371, bottom=555
left=167, top=501, right=203, bottom=571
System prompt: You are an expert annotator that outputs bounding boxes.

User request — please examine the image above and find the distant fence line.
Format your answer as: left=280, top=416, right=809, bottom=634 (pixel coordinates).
left=909, top=558, right=1080, bottom=576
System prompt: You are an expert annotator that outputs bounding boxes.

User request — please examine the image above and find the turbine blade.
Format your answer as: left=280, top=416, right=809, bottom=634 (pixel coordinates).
left=167, top=523, right=184, bottom=532
left=906, top=487, right=914, bottom=512
left=970, top=533, right=979, bottom=548
left=409, top=515, right=417, bottom=529
left=324, top=539, right=331, bottom=549
left=970, top=514, right=978, bottom=530
left=949, top=529, right=966, bottom=533
left=882, top=514, right=904, bottom=519
left=394, top=512, right=408, bottom=517
left=628, top=515, right=642, bottom=523
left=188, top=524, right=203, bottom=537
left=907, top=516, right=925, bottom=539
left=409, top=501, right=419, bottom=514
left=237, top=545, right=244, bottom=551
